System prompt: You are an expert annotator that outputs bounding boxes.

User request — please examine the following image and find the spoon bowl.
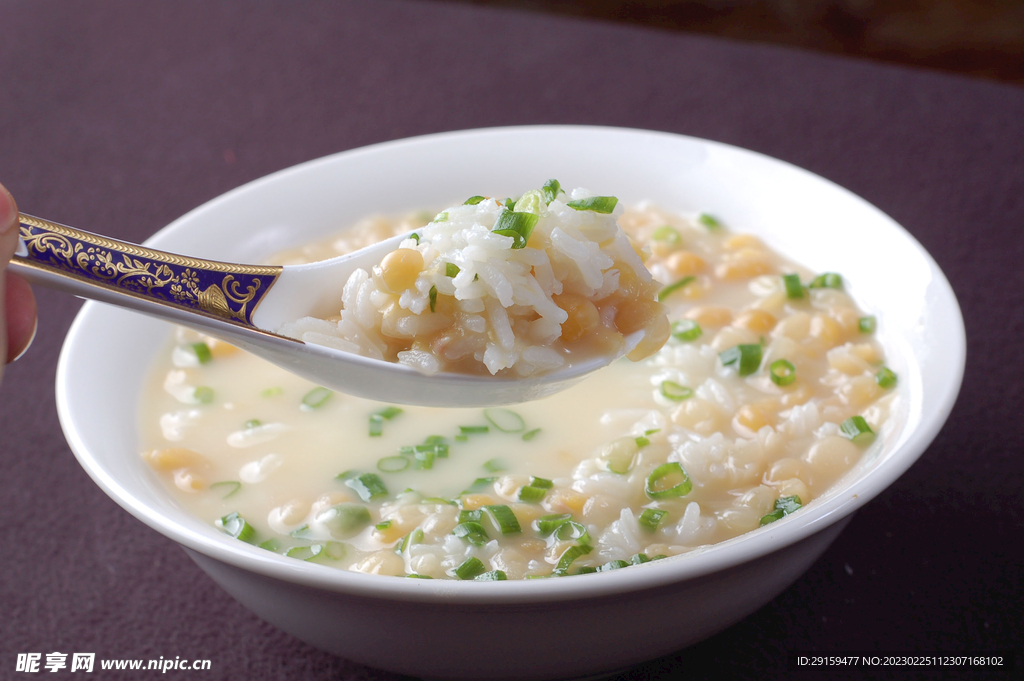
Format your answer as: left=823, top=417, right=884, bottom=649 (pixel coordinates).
left=11, top=213, right=628, bottom=406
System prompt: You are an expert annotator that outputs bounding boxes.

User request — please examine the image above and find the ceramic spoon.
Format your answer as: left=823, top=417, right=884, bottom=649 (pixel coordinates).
left=10, top=213, right=640, bottom=407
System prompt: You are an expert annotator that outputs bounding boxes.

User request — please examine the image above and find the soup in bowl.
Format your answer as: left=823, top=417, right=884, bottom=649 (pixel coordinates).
left=55, top=126, right=965, bottom=681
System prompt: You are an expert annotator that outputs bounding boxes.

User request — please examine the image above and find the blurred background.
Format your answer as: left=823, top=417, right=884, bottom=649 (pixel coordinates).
left=440, top=0, right=1024, bottom=86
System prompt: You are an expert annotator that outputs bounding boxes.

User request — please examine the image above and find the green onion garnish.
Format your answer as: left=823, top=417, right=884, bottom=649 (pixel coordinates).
left=320, top=504, right=371, bottom=539
left=809, top=272, right=843, bottom=289
left=407, top=573, right=433, bottom=579
left=377, top=456, right=409, bottom=473
left=553, top=544, right=592, bottom=575
left=482, top=458, right=505, bottom=473
left=658, top=276, right=695, bottom=302
left=652, top=225, right=682, bottom=245
left=631, top=553, right=651, bottom=565
left=475, top=570, right=508, bottom=581
left=503, top=197, right=516, bottom=210
left=421, top=497, right=457, bottom=506
left=535, top=513, right=572, bottom=536
left=219, top=512, right=256, bottom=543
left=638, top=508, right=667, bottom=532
left=542, top=179, right=563, bottom=204
left=445, top=262, right=460, bottom=277
left=483, top=408, right=526, bottom=432
left=244, top=419, right=262, bottom=429
left=698, top=213, right=722, bottom=230
left=409, top=232, right=420, bottom=244
left=760, top=495, right=803, bottom=525
left=719, top=344, right=763, bottom=376
left=769, top=359, right=796, bottom=386
left=344, top=473, right=388, bottom=501
left=258, top=538, right=280, bottom=551
left=567, top=196, right=618, bottom=214
left=286, top=544, right=322, bottom=561
left=190, top=342, right=212, bottom=364
left=452, top=557, right=486, bottom=580
left=840, top=416, right=875, bottom=445
left=555, top=520, right=591, bottom=547
left=375, top=520, right=392, bottom=530
left=782, top=274, right=804, bottom=299
left=464, top=195, right=486, bottom=205
left=462, top=477, right=497, bottom=494
left=261, top=386, right=283, bottom=398
left=301, top=386, right=332, bottom=409
left=413, top=449, right=435, bottom=470
left=529, top=476, right=553, bottom=489
left=660, top=380, right=693, bottom=401
left=522, top=428, right=542, bottom=441
left=484, top=505, right=522, bottom=535
left=518, top=485, right=547, bottom=503
left=210, top=481, right=241, bottom=499
left=876, top=366, right=897, bottom=389
left=459, top=425, right=489, bottom=434
left=395, top=529, right=423, bottom=554
left=493, top=210, right=539, bottom=249
left=598, top=560, right=629, bottom=572
left=453, top=522, right=489, bottom=546
left=429, top=285, right=437, bottom=312
left=369, top=406, right=403, bottom=437
left=645, top=462, right=692, bottom=499
left=193, top=386, right=215, bottom=404
left=635, top=436, right=650, bottom=448
left=290, top=524, right=315, bottom=539
left=859, top=316, right=876, bottom=333
left=459, top=509, right=482, bottom=524
left=670, top=319, right=702, bottom=342
left=433, top=211, right=448, bottom=223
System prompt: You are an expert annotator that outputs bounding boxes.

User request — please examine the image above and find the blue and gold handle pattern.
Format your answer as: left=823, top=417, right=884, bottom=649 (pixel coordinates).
left=16, top=214, right=282, bottom=327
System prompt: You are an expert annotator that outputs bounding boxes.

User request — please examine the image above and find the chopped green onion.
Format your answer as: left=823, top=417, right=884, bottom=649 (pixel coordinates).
left=320, top=504, right=371, bottom=539
left=244, top=419, right=262, bottom=429
left=567, top=196, right=618, bottom=214
left=859, top=316, right=877, bottom=334
left=529, top=476, right=553, bottom=489
left=658, top=276, right=695, bottom=302
left=769, top=359, right=796, bottom=386
left=698, top=213, right=722, bottom=230
left=484, top=505, right=522, bottom=535
left=575, top=566, right=597, bottom=575
left=514, top=189, right=545, bottom=215
left=645, top=462, right=692, bottom=499
left=522, top=428, right=542, bottom=441
left=454, top=434, right=468, bottom=442
left=395, top=528, right=424, bottom=554
left=555, top=520, right=591, bottom=547
left=459, top=425, right=489, bottom=434
left=760, top=495, right=803, bottom=525
left=660, top=380, right=693, bottom=401
left=535, top=513, right=572, bottom=536
left=518, top=485, right=547, bottom=503
left=219, top=512, right=256, bottom=543
left=210, top=481, right=241, bottom=499
left=840, top=416, right=875, bottom=445
left=719, top=344, right=763, bottom=376
left=598, top=559, right=629, bottom=572
left=482, top=458, right=505, bottom=473
left=432, top=211, right=448, bottom=223
left=601, top=437, right=638, bottom=474
left=638, top=508, right=667, bottom=532
left=286, top=544, right=322, bottom=561
left=483, top=408, right=526, bottom=433
left=429, top=285, right=437, bottom=312
left=377, top=406, right=403, bottom=420
left=782, top=274, right=804, bottom=299
left=630, top=553, right=651, bottom=565
left=635, top=436, right=650, bottom=448
left=409, top=232, right=420, bottom=244
left=475, top=570, right=508, bottom=581
left=876, top=366, right=897, bottom=389
left=190, top=342, right=212, bottom=364
left=258, top=538, right=280, bottom=551
left=193, top=386, right=215, bottom=404
left=407, top=573, right=433, bottom=579
left=652, top=225, right=682, bottom=245
left=809, top=272, right=843, bottom=289
left=369, top=406, right=403, bottom=436
left=290, top=524, right=315, bottom=540
left=542, top=179, right=563, bottom=204
left=462, top=477, right=497, bottom=494
left=553, top=544, right=592, bottom=575
left=670, top=319, right=702, bottom=342
left=458, top=509, right=482, bottom=524
left=261, top=386, right=283, bottom=398
left=422, top=497, right=458, bottom=506
left=375, top=520, right=393, bottom=531
left=344, top=473, right=388, bottom=501
left=445, top=262, right=461, bottom=277
left=464, top=195, right=486, bottom=205
left=413, top=449, right=435, bottom=470
left=503, top=197, right=516, bottom=210
left=377, top=456, right=409, bottom=473
left=493, top=210, right=539, bottom=249
left=301, top=387, right=332, bottom=409
left=452, top=556, right=487, bottom=580
left=453, top=522, right=489, bottom=546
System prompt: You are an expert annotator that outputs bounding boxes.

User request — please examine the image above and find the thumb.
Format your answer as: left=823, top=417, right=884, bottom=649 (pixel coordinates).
left=0, top=183, right=21, bottom=383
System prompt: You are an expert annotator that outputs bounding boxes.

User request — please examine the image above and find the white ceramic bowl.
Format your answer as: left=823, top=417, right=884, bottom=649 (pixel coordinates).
left=56, top=126, right=965, bottom=681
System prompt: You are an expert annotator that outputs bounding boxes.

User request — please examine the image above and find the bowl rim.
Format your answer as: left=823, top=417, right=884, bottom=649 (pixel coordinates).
left=55, top=124, right=966, bottom=605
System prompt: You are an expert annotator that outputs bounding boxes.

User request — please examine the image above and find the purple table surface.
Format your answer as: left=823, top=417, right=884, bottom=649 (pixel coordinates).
left=2, top=1, right=1022, bottom=679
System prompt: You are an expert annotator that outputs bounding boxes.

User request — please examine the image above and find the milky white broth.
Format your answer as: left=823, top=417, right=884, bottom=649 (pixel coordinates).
left=139, top=202, right=898, bottom=580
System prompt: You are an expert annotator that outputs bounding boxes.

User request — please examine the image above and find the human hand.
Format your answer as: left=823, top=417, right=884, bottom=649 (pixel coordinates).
left=0, top=183, right=39, bottom=384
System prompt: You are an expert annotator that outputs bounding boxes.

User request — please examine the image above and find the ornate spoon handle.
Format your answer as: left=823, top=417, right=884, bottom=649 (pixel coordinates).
left=12, top=213, right=283, bottom=329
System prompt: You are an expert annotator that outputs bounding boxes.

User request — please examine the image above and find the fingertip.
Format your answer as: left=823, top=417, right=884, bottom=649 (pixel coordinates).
left=5, top=271, right=38, bottom=363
